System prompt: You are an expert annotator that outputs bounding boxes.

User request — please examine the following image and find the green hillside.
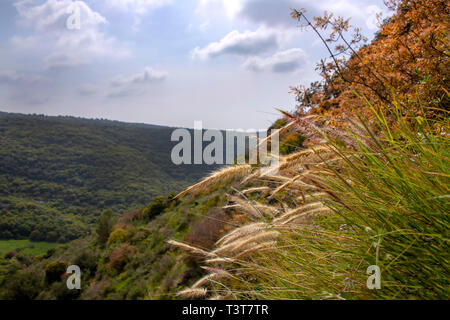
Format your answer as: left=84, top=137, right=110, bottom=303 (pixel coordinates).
left=0, top=112, right=219, bottom=242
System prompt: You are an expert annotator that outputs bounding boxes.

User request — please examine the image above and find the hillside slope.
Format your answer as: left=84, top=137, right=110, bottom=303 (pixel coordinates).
left=0, top=112, right=219, bottom=242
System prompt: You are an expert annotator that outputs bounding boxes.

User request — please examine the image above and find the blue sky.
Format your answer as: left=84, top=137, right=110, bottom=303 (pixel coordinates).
left=0, top=0, right=390, bottom=129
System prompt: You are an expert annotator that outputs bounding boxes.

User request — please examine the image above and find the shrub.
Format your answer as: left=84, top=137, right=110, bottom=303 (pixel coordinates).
left=107, top=229, right=129, bottom=247
left=107, top=244, right=136, bottom=273
left=4, top=250, right=17, bottom=260
left=184, top=208, right=232, bottom=251
left=96, top=209, right=115, bottom=248
left=45, top=261, right=69, bottom=284
left=73, top=249, right=98, bottom=276
left=2, top=269, right=42, bottom=300
left=29, top=229, right=41, bottom=242
left=142, top=196, right=169, bottom=220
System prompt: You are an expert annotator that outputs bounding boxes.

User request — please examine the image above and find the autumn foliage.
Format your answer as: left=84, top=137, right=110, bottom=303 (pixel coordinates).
left=291, top=0, right=449, bottom=121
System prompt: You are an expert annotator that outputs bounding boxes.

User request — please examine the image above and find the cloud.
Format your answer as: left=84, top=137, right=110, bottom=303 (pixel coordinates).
left=0, top=70, right=51, bottom=105
left=239, top=0, right=314, bottom=27
left=110, top=67, right=167, bottom=86
left=107, top=0, right=172, bottom=14
left=12, top=0, right=129, bottom=69
left=192, top=28, right=280, bottom=60
left=0, top=71, right=48, bottom=86
left=196, top=0, right=244, bottom=19
left=106, top=0, right=173, bottom=30
left=197, top=0, right=388, bottom=30
left=243, top=48, right=307, bottom=73
left=197, top=0, right=312, bottom=27
left=108, top=67, right=168, bottom=98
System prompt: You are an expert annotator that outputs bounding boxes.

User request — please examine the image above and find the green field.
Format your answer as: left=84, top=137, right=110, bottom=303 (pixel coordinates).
left=0, top=240, right=59, bottom=256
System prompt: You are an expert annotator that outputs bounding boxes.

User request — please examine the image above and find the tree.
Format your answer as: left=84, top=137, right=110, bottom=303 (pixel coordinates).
left=291, top=0, right=449, bottom=121
left=96, top=209, right=115, bottom=248
left=29, top=229, right=41, bottom=242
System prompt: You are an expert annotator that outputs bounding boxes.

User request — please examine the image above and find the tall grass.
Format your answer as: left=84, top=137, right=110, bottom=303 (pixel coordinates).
left=172, top=97, right=449, bottom=300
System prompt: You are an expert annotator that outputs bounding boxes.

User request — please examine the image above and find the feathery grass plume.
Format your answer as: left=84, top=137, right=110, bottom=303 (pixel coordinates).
left=269, top=172, right=321, bottom=198
left=242, top=186, right=271, bottom=195
left=167, top=240, right=216, bottom=257
left=191, top=274, right=218, bottom=288
left=222, top=204, right=240, bottom=210
left=176, top=288, right=208, bottom=299
left=278, top=145, right=335, bottom=171
left=254, top=204, right=280, bottom=217
left=207, top=94, right=450, bottom=299
left=216, top=222, right=269, bottom=246
left=240, top=169, right=262, bottom=185
left=235, top=241, right=277, bottom=259
left=228, top=195, right=262, bottom=219
left=191, top=267, right=232, bottom=289
left=274, top=202, right=324, bottom=223
left=298, top=192, right=330, bottom=204
left=213, top=231, right=280, bottom=256
left=274, top=207, right=332, bottom=226
left=205, top=257, right=235, bottom=264
left=259, top=175, right=291, bottom=183
left=208, top=295, right=227, bottom=300
left=201, top=266, right=233, bottom=278
left=175, top=165, right=252, bottom=199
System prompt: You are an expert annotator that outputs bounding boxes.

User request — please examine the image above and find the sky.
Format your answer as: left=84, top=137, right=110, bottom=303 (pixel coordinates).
left=0, top=0, right=390, bottom=130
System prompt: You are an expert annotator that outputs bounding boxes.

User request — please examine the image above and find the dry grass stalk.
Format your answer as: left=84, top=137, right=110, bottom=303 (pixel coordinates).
left=176, top=288, right=208, bottom=299
left=274, top=207, right=332, bottom=226
left=240, top=170, right=262, bottom=185
left=269, top=173, right=320, bottom=197
left=213, top=231, right=280, bottom=256
left=242, top=186, right=271, bottom=195
left=234, top=241, right=277, bottom=259
left=228, top=195, right=262, bottom=218
left=167, top=240, right=216, bottom=257
left=206, top=257, right=235, bottom=264
left=254, top=204, right=280, bottom=217
left=191, top=273, right=219, bottom=288
left=222, top=204, right=240, bottom=210
left=298, top=192, right=330, bottom=204
left=274, top=202, right=324, bottom=222
left=216, top=222, right=269, bottom=246
left=278, top=146, right=335, bottom=171
left=175, top=165, right=252, bottom=198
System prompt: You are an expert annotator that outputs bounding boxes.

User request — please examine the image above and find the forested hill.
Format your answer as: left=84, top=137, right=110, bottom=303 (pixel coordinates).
left=0, top=111, right=219, bottom=242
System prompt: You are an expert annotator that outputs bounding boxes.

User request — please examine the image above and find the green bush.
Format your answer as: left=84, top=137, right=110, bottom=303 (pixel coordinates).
left=2, top=269, right=42, bottom=300
left=107, top=229, right=129, bottom=247
left=45, top=261, right=69, bottom=284
left=142, top=196, right=169, bottom=220
left=96, top=210, right=115, bottom=248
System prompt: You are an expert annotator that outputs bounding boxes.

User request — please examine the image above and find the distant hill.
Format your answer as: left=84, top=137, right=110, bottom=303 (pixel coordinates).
left=0, top=111, right=220, bottom=242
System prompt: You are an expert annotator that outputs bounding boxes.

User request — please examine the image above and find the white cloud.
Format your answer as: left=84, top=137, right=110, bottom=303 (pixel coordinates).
left=12, top=0, right=129, bottom=69
left=0, top=71, right=48, bottom=86
left=192, top=28, right=280, bottom=60
left=107, top=0, right=172, bottom=15
left=106, top=0, right=173, bottom=30
left=108, top=67, right=168, bottom=98
left=0, top=70, right=51, bottom=105
left=197, top=0, right=311, bottom=26
left=111, top=67, right=167, bottom=86
left=197, top=0, right=244, bottom=19
left=243, top=48, right=307, bottom=73
left=197, top=0, right=389, bottom=30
